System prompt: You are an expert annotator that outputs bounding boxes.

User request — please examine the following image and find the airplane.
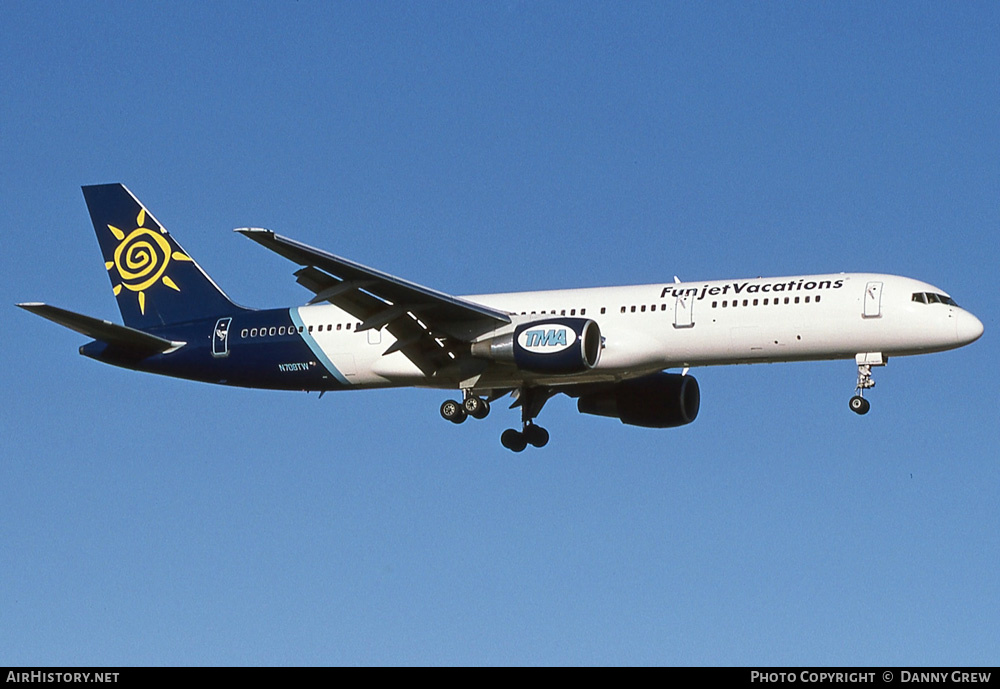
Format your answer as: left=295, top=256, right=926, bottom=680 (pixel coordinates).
left=18, top=184, right=984, bottom=451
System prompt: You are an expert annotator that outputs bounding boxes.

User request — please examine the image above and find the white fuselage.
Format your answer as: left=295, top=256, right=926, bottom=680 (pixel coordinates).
left=287, top=273, right=983, bottom=392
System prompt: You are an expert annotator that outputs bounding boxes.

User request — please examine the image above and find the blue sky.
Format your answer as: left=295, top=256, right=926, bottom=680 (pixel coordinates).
left=1, top=2, right=997, bottom=665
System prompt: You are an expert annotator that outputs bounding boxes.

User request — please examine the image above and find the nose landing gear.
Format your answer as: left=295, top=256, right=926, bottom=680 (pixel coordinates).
left=849, top=354, right=883, bottom=415
left=849, top=394, right=871, bottom=415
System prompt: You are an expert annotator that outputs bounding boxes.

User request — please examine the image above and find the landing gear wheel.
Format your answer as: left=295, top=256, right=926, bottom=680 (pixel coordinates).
left=849, top=395, right=870, bottom=415
left=463, top=396, right=490, bottom=419
left=501, top=429, right=527, bottom=452
left=440, top=399, right=467, bottom=424
left=523, top=424, right=549, bottom=448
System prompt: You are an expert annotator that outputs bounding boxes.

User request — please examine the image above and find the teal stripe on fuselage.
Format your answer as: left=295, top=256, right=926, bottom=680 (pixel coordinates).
left=290, top=307, right=351, bottom=385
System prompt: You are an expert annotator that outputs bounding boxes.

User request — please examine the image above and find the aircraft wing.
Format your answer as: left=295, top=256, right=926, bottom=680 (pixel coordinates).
left=237, top=229, right=510, bottom=334
left=237, top=229, right=512, bottom=376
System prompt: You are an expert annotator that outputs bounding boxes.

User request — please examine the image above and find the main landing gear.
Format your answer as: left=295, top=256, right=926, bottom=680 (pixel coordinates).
left=849, top=354, right=883, bottom=415
left=499, top=387, right=553, bottom=452
left=440, top=387, right=553, bottom=452
left=500, top=424, right=549, bottom=452
left=440, top=394, right=491, bottom=424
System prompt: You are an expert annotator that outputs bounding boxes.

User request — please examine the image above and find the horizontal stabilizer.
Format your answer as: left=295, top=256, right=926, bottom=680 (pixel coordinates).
left=17, top=303, right=184, bottom=354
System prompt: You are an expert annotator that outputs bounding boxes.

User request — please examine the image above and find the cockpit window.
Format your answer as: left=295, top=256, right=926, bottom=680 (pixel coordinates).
left=912, top=292, right=958, bottom=307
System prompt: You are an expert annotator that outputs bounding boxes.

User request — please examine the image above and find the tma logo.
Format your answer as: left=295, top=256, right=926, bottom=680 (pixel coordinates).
left=518, top=325, right=577, bottom=353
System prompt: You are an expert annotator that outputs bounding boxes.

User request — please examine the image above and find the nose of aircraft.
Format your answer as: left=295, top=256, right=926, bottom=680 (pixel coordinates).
left=956, top=310, right=984, bottom=346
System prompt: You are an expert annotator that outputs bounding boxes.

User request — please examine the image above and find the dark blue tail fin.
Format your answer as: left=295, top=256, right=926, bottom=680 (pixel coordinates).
left=82, top=184, right=245, bottom=329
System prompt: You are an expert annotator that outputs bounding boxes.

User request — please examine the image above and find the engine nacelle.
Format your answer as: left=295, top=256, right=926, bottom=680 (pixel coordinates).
left=471, top=318, right=602, bottom=374
left=576, top=373, right=700, bottom=428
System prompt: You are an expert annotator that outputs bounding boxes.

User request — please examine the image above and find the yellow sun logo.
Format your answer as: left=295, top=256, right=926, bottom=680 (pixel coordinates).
left=106, top=208, right=192, bottom=314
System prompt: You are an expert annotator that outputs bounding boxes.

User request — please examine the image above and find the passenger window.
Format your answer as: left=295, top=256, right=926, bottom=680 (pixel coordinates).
left=269, top=327, right=276, bottom=336
left=250, top=328, right=257, bottom=337
left=815, top=295, right=821, bottom=303
left=241, top=329, right=248, bottom=338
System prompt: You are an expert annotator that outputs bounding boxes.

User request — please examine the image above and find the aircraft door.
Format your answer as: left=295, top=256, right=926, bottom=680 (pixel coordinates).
left=863, top=281, right=883, bottom=318
left=212, top=317, right=232, bottom=357
left=674, top=294, right=694, bottom=328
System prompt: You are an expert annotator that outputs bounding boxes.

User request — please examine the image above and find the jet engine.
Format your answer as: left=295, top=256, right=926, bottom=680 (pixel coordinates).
left=471, top=318, right=602, bottom=374
left=576, top=372, right=700, bottom=428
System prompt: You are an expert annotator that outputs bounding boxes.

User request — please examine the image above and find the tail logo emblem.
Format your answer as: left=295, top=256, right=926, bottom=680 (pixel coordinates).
left=106, top=208, right=192, bottom=314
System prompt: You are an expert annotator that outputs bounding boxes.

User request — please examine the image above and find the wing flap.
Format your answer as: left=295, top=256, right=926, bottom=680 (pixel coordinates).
left=291, top=266, right=450, bottom=376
